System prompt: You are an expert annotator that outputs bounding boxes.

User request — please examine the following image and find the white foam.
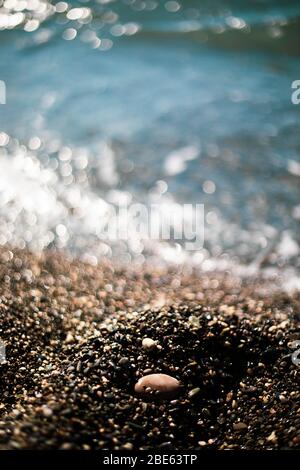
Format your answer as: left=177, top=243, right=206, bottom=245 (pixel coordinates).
left=0, top=137, right=299, bottom=294
left=164, top=145, right=199, bottom=176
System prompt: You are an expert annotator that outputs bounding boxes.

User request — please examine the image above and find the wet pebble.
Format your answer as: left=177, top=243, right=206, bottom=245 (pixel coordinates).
left=134, top=373, right=180, bottom=398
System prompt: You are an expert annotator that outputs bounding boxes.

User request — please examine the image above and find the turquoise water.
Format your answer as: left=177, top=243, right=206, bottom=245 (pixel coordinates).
left=0, top=0, right=300, bottom=273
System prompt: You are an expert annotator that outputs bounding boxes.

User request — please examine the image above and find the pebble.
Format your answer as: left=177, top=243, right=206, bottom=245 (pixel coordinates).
left=266, top=431, right=278, bottom=444
left=118, top=357, right=129, bottom=366
left=279, top=394, right=287, bottom=403
left=198, top=441, right=207, bottom=446
left=188, top=387, right=200, bottom=398
left=41, top=406, right=53, bottom=418
left=233, top=422, right=248, bottom=431
left=142, top=338, right=157, bottom=351
left=65, top=333, right=74, bottom=344
left=122, top=442, right=133, bottom=450
left=134, top=374, right=180, bottom=398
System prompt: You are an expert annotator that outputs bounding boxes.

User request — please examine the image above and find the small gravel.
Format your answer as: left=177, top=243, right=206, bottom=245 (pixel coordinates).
left=0, top=247, right=299, bottom=450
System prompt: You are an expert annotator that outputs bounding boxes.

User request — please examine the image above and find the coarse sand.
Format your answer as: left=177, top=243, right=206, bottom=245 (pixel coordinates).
left=0, top=248, right=299, bottom=450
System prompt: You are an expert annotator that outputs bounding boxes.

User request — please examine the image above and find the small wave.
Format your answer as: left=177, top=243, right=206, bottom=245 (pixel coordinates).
left=135, top=15, right=300, bottom=56
left=2, top=1, right=300, bottom=57
left=0, top=134, right=299, bottom=282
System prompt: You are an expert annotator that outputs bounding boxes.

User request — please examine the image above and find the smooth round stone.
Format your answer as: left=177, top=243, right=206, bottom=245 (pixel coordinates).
left=134, top=374, right=180, bottom=398
left=142, top=338, right=157, bottom=351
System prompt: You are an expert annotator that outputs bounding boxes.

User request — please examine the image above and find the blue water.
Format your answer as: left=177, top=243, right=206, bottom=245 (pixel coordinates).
left=0, top=0, right=300, bottom=272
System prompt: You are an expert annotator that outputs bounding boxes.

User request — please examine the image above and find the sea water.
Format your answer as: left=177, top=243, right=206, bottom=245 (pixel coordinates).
left=0, top=0, right=299, bottom=281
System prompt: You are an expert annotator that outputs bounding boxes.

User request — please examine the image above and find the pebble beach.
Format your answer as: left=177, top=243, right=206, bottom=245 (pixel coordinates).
left=1, top=0, right=300, bottom=458
left=0, top=247, right=299, bottom=450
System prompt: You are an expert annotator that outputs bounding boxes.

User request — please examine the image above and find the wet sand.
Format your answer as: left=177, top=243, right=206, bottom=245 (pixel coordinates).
left=0, top=247, right=299, bottom=450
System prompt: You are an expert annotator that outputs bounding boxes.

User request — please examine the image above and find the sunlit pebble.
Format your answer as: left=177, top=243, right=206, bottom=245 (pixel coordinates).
left=165, top=1, right=181, bottom=13
left=203, top=180, right=216, bottom=194
left=142, top=338, right=157, bottom=351
left=62, top=28, right=77, bottom=40
left=55, top=2, right=68, bottom=13
left=0, top=132, right=9, bottom=146
left=135, top=374, right=180, bottom=397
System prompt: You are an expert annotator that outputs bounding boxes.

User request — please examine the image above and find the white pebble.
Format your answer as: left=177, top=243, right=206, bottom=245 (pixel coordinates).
left=142, top=338, right=157, bottom=351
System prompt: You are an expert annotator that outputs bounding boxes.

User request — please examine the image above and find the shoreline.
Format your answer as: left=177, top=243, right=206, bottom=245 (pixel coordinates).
left=0, top=247, right=299, bottom=450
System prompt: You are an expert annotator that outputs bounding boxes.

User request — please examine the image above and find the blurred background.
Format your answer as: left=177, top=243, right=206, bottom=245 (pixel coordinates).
left=0, top=0, right=299, bottom=279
